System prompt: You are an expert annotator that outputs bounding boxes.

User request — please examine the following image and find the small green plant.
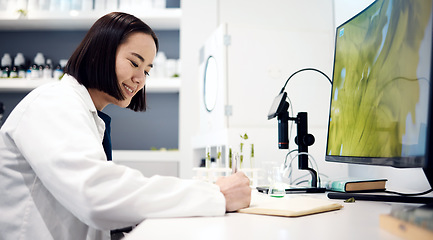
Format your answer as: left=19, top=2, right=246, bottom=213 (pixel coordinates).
left=229, top=147, right=232, bottom=168
left=250, top=143, right=255, bottom=171
left=240, top=133, right=248, bottom=140
left=239, top=133, right=248, bottom=168
left=17, top=9, right=27, bottom=17
left=205, top=146, right=211, bottom=168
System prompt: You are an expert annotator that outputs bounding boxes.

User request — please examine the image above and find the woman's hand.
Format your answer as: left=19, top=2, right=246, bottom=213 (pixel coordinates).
left=215, top=171, right=251, bottom=212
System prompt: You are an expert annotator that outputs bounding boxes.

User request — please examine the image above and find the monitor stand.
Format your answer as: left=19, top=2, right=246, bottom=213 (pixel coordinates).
left=257, top=186, right=326, bottom=194
left=327, top=192, right=433, bottom=204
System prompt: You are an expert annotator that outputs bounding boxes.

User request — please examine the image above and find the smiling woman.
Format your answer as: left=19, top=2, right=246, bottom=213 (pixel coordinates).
left=0, top=11, right=251, bottom=240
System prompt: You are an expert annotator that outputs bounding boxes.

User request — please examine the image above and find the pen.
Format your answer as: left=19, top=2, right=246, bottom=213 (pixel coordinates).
left=232, top=153, right=238, bottom=174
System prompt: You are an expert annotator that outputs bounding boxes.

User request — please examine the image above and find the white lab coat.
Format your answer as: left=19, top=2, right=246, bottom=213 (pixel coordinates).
left=0, top=75, right=226, bottom=240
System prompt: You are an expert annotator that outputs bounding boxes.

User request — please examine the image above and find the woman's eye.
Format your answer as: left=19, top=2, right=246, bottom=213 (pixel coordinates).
left=130, top=60, right=138, bottom=67
left=144, top=71, right=150, bottom=77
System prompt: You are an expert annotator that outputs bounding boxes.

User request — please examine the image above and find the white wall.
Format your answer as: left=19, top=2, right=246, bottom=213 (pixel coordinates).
left=179, top=0, right=219, bottom=178
left=333, top=0, right=374, bottom=27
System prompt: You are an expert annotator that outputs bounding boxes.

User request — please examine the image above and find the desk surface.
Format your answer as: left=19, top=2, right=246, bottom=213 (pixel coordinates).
left=124, top=192, right=408, bottom=240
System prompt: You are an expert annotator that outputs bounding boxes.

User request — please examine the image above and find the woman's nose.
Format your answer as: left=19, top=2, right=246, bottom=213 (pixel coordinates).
left=133, top=73, right=146, bottom=85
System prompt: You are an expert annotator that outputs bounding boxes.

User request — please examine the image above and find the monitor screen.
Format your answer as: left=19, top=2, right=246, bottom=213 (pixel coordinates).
left=326, top=0, right=433, bottom=171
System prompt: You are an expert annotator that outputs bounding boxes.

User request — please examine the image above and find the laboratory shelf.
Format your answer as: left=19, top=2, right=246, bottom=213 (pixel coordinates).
left=113, top=150, right=180, bottom=177
left=191, top=130, right=229, bottom=149
left=113, top=150, right=180, bottom=162
left=0, top=77, right=181, bottom=92
left=0, top=8, right=181, bottom=30
left=147, top=77, right=181, bottom=93
left=0, top=78, right=54, bottom=92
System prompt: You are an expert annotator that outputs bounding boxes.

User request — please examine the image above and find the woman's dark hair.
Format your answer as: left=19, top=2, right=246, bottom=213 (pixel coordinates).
left=65, top=12, right=159, bottom=112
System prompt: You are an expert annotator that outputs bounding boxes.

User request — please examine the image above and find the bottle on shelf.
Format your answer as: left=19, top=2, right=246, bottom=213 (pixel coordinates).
left=27, top=0, right=39, bottom=12
left=26, top=67, right=31, bottom=78
left=53, top=59, right=68, bottom=80
left=71, top=0, right=82, bottom=11
left=49, top=0, right=62, bottom=12
left=94, top=0, right=106, bottom=11
left=119, top=0, right=132, bottom=11
left=1, top=53, right=12, bottom=78
left=31, top=53, right=45, bottom=79
left=9, top=66, right=18, bottom=78
left=43, top=59, right=53, bottom=79
left=132, top=0, right=153, bottom=9
left=153, top=52, right=167, bottom=78
left=82, top=0, right=93, bottom=12
left=153, top=0, right=166, bottom=9
left=13, top=53, right=26, bottom=78
left=53, top=64, right=63, bottom=80
left=106, top=0, right=118, bottom=10
left=29, top=64, right=40, bottom=79
left=39, top=0, right=50, bottom=11
left=60, top=0, right=71, bottom=12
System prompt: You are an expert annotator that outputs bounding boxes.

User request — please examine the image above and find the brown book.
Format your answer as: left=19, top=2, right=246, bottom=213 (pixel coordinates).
left=326, top=178, right=387, bottom=192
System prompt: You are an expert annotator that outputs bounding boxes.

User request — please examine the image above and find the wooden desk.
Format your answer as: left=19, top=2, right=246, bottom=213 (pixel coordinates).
left=123, top=192, right=408, bottom=240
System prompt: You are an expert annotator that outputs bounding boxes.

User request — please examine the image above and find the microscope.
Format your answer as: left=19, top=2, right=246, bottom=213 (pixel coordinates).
left=267, top=91, right=325, bottom=193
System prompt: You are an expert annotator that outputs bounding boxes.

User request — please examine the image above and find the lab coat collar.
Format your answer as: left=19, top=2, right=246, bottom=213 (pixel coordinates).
left=60, top=74, right=106, bottom=141
left=60, top=74, right=98, bottom=114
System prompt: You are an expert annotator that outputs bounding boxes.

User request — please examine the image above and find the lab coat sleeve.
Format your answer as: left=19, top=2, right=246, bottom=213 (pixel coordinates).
left=9, top=85, right=226, bottom=231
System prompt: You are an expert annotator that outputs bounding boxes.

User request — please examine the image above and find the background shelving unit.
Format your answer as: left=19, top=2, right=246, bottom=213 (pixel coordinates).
left=0, top=8, right=181, bottom=30
left=112, top=150, right=180, bottom=177
left=0, top=77, right=181, bottom=92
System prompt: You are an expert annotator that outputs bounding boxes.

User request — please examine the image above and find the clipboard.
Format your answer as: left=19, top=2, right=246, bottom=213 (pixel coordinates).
left=238, top=194, right=343, bottom=217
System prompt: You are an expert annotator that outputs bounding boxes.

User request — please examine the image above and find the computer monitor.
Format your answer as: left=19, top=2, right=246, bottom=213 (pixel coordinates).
left=326, top=0, right=433, bottom=189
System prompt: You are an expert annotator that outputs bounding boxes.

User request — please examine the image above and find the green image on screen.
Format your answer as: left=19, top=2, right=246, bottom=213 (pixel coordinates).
left=327, top=0, right=432, bottom=158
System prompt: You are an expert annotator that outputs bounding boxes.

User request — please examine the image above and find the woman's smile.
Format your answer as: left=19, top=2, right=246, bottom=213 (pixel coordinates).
left=122, top=83, right=137, bottom=96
